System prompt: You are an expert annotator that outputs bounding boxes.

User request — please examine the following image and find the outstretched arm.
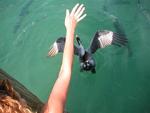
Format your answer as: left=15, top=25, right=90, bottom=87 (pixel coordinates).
left=44, top=4, right=86, bottom=113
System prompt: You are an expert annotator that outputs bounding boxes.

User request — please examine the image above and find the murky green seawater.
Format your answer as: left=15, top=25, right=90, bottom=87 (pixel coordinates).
left=0, top=0, right=150, bottom=113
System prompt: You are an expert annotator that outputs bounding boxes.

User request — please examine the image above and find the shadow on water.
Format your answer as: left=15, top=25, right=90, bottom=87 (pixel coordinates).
left=137, top=0, right=150, bottom=25
left=111, top=0, right=131, bottom=5
left=102, top=3, right=133, bottom=57
left=113, top=18, right=133, bottom=57
left=13, top=0, right=33, bottom=34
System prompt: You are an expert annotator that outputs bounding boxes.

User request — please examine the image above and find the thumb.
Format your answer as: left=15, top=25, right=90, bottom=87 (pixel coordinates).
left=65, top=9, right=70, bottom=19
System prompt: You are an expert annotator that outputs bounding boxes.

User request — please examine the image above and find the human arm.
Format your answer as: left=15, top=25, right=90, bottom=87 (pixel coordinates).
left=43, top=4, right=86, bottom=113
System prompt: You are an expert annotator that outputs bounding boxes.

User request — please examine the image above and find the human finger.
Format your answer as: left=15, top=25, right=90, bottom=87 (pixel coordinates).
left=74, top=4, right=84, bottom=17
left=66, top=9, right=69, bottom=17
left=77, top=14, right=87, bottom=22
left=70, top=3, right=79, bottom=16
left=76, top=7, right=85, bottom=19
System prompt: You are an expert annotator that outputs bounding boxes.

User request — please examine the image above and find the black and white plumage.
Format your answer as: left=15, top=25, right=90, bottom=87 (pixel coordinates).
left=48, top=30, right=128, bottom=73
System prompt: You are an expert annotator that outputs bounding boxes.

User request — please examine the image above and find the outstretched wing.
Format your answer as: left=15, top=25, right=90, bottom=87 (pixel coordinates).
left=48, top=37, right=79, bottom=57
left=89, top=30, right=128, bottom=54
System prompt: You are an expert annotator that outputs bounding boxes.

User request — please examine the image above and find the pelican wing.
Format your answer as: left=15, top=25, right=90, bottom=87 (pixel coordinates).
left=89, top=30, right=128, bottom=54
left=48, top=37, right=79, bottom=57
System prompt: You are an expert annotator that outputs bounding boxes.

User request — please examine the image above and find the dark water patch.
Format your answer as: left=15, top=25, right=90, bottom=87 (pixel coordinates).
left=13, top=0, right=33, bottom=33
left=137, top=0, right=150, bottom=25
left=19, top=0, right=33, bottom=17
left=103, top=0, right=132, bottom=8
left=0, top=0, right=18, bottom=12
left=111, top=0, right=131, bottom=5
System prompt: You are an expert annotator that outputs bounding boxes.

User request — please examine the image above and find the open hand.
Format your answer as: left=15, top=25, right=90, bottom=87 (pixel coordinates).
left=65, top=3, right=86, bottom=32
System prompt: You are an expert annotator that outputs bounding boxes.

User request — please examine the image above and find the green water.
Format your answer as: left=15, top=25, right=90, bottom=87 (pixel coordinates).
left=0, top=0, right=150, bottom=113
